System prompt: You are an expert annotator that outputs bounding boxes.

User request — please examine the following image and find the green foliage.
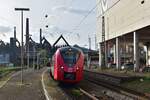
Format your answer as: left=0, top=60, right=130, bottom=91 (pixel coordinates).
left=0, top=67, right=21, bottom=76
left=71, top=89, right=82, bottom=96
left=38, top=49, right=49, bottom=66
left=122, top=77, right=150, bottom=93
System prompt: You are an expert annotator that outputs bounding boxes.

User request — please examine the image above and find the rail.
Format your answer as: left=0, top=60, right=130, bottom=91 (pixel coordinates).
left=84, top=70, right=150, bottom=100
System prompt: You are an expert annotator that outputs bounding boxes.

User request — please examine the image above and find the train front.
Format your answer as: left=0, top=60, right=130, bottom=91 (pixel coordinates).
left=54, top=46, right=84, bottom=83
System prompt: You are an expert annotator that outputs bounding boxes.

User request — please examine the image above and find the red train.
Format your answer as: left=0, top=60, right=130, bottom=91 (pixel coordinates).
left=49, top=46, right=84, bottom=83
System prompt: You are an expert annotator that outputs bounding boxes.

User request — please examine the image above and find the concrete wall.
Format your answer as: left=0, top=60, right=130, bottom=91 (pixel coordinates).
left=96, top=16, right=102, bottom=43
left=97, top=0, right=150, bottom=43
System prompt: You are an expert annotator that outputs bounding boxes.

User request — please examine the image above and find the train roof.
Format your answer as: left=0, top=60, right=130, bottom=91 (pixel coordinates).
left=59, top=46, right=82, bottom=53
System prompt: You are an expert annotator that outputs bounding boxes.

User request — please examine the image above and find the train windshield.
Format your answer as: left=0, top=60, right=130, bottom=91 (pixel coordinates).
left=61, top=48, right=80, bottom=67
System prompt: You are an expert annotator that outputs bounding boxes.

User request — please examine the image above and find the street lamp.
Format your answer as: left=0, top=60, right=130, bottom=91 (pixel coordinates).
left=15, top=8, right=30, bottom=84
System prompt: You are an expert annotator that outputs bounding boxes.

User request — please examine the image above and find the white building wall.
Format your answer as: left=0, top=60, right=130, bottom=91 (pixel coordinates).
left=96, top=0, right=102, bottom=44
left=97, top=0, right=150, bottom=43
left=96, top=16, right=102, bottom=43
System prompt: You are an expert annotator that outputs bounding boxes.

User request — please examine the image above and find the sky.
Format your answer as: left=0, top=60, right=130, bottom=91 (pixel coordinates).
left=0, top=0, right=118, bottom=49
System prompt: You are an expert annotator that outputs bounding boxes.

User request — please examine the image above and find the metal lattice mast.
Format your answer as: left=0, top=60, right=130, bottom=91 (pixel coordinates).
left=101, top=16, right=107, bottom=67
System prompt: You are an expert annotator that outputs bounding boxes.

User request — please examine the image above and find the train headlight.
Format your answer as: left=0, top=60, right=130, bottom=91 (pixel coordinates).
left=61, top=66, right=64, bottom=69
left=76, top=67, right=79, bottom=70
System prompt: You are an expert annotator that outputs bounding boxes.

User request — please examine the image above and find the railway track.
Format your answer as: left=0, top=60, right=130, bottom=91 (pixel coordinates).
left=79, top=88, right=114, bottom=100
left=45, top=69, right=115, bottom=100
left=60, top=84, right=111, bottom=100
left=84, top=70, right=150, bottom=100
left=45, top=69, right=149, bottom=100
left=79, top=88, right=100, bottom=100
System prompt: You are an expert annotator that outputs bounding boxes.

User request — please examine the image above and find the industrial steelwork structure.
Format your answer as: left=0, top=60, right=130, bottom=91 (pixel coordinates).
left=96, top=0, right=150, bottom=71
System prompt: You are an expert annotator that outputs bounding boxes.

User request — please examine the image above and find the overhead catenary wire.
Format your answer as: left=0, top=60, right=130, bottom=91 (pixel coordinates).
left=68, top=0, right=121, bottom=48
left=72, top=0, right=102, bottom=31
left=67, top=0, right=102, bottom=39
left=35, top=0, right=121, bottom=43
left=39, top=0, right=99, bottom=40
left=40, top=0, right=78, bottom=42
left=39, top=0, right=74, bottom=38
left=41, top=0, right=74, bottom=28
left=72, top=0, right=121, bottom=32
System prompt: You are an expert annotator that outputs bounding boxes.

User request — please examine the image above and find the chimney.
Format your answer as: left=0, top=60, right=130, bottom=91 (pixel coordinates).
left=40, top=28, right=42, bottom=45
left=14, top=26, right=16, bottom=40
left=26, top=18, right=29, bottom=51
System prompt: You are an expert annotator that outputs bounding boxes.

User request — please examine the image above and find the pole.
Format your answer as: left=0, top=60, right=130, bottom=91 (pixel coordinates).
left=116, top=37, right=121, bottom=70
left=15, top=8, right=30, bottom=84
left=21, top=10, right=24, bottom=83
left=33, top=45, right=35, bottom=69
left=37, top=53, right=39, bottom=70
left=95, top=34, right=97, bottom=50
left=88, top=36, right=91, bottom=50
left=99, top=43, right=102, bottom=69
left=104, top=41, right=107, bottom=67
left=88, top=36, right=91, bottom=69
left=133, top=31, right=139, bottom=71
left=26, top=18, right=30, bottom=68
left=102, top=16, right=105, bottom=67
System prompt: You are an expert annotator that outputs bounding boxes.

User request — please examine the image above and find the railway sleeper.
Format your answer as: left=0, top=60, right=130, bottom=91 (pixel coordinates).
left=84, top=74, right=121, bottom=85
left=84, top=70, right=142, bottom=85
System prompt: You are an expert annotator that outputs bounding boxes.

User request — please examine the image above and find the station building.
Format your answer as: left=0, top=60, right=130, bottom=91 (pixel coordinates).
left=96, top=0, right=150, bottom=71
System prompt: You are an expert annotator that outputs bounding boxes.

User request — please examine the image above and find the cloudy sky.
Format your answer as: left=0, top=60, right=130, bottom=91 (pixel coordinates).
left=0, top=0, right=118, bottom=49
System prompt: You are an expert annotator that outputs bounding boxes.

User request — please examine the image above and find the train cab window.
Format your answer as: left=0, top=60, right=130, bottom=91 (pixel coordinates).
left=61, top=48, right=80, bottom=67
